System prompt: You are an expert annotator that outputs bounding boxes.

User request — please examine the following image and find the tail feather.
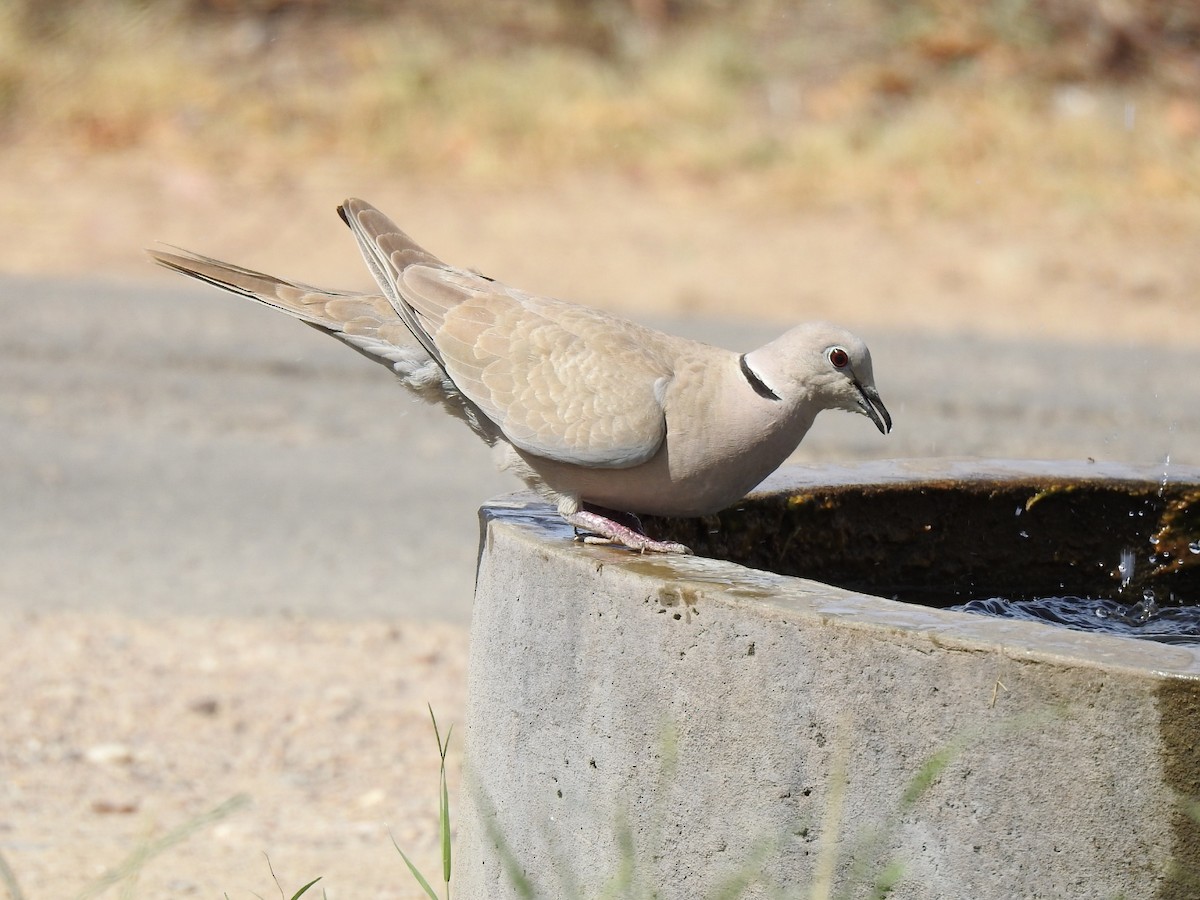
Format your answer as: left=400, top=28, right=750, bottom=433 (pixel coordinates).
left=148, top=247, right=390, bottom=331
left=148, top=223, right=503, bottom=445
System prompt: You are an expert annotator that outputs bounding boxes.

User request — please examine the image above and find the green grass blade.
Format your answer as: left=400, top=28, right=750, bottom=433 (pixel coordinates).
left=428, top=705, right=454, bottom=894
left=594, top=816, right=635, bottom=900
left=289, top=877, right=323, bottom=899
left=440, top=765, right=453, bottom=889
left=870, top=860, right=905, bottom=899
left=429, top=705, right=447, bottom=759
left=0, top=846, right=27, bottom=900
left=479, top=809, right=538, bottom=899
left=391, top=832, right=442, bottom=900
left=900, top=745, right=958, bottom=806
left=1183, top=797, right=1200, bottom=825
left=74, top=794, right=250, bottom=900
left=392, top=707, right=456, bottom=900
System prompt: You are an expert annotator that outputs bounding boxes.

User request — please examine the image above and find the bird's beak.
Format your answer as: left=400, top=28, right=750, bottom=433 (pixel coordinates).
left=855, top=382, right=892, bottom=434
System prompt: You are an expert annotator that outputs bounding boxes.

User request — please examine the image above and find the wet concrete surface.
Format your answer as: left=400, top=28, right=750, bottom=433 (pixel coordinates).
left=3, top=273, right=1198, bottom=624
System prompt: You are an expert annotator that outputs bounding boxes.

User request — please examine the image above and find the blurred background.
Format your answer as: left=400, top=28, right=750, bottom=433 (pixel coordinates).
left=1, top=4, right=1198, bottom=897
left=0, top=0, right=1197, bottom=338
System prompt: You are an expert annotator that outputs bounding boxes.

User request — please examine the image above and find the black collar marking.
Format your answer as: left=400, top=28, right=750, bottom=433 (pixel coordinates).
left=739, top=354, right=781, bottom=401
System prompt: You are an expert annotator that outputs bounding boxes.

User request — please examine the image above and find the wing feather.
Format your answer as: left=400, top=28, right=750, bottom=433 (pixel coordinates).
left=337, top=199, right=676, bottom=468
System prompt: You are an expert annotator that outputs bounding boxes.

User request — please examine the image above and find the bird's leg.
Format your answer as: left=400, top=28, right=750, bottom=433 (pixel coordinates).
left=595, top=506, right=645, bottom=532
left=563, top=505, right=692, bottom=555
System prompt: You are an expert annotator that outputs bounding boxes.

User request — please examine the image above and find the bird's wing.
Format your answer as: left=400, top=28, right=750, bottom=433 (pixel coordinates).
left=336, top=201, right=449, bottom=368
left=338, top=199, right=675, bottom=468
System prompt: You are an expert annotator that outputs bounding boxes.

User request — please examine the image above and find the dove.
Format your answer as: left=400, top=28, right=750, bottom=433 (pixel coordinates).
left=150, top=198, right=891, bottom=554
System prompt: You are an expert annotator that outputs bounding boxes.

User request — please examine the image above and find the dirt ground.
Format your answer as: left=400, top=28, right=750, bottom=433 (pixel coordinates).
left=2, top=138, right=1198, bottom=898
left=0, top=613, right=466, bottom=900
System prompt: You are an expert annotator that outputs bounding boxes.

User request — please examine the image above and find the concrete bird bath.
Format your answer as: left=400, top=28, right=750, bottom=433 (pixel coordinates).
left=457, top=459, right=1200, bottom=900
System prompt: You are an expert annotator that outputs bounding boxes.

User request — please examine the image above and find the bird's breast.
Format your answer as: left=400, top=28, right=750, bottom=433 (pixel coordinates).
left=518, top=359, right=816, bottom=518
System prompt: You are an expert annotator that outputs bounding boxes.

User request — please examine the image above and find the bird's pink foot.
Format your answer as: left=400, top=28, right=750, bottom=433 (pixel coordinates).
left=563, top=509, right=692, bottom=554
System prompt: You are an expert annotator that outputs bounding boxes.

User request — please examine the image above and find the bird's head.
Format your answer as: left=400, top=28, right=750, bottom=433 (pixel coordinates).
left=743, top=322, right=892, bottom=434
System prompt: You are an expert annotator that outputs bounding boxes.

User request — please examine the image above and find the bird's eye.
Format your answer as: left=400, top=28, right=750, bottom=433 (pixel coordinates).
left=827, top=347, right=850, bottom=369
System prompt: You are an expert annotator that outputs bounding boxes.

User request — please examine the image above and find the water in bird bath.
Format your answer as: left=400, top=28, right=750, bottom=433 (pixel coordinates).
left=640, top=460, right=1200, bottom=645
left=955, top=455, right=1200, bottom=642
left=954, top=593, right=1200, bottom=644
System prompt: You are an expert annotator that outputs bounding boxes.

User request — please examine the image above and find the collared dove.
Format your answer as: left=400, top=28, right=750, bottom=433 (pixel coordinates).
left=150, top=198, right=891, bottom=553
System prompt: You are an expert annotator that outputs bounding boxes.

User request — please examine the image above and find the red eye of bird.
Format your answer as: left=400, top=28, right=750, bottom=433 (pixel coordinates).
left=828, top=347, right=850, bottom=369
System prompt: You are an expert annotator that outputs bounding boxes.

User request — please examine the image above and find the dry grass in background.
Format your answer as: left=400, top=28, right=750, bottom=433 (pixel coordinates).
left=0, top=0, right=1196, bottom=228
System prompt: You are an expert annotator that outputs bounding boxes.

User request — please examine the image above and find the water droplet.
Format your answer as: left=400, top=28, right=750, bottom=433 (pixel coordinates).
left=1118, top=548, right=1136, bottom=587
left=1149, top=534, right=1160, bottom=546
left=1189, top=541, right=1200, bottom=555
left=1142, top=589, right=1156, bottom=603
left=1018, top=530, right=1029, bottom=539
left=1014, top=506, right=1023, bottom=517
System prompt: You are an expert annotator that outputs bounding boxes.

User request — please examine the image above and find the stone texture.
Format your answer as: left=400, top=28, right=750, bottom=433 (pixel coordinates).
left=459, top=472, right=1200, bottom=900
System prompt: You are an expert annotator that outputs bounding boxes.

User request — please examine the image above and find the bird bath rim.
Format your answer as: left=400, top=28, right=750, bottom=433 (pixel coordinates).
left=480, top=457, right=1200, bottom=678
left=467, top=458, right=1200, bottom=900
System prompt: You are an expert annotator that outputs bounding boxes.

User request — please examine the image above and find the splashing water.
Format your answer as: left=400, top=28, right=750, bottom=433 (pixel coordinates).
left=958, top=470, right=1200, bottom=644
left=1118, top=548, right=1136, bottom=589
left=1160, top=449, right=1172, bottom=499
left=1126, top=589, right=1161, bottom=625
left=954, top=594, right=1200, bottom=645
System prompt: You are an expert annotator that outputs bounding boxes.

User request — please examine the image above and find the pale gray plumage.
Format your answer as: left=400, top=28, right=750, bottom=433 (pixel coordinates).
left=150, top=198, right=891, bottom=553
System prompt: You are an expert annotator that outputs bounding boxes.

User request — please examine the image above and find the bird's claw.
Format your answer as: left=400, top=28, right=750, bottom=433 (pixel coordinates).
left=567, top=512, right=692, bottom=555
